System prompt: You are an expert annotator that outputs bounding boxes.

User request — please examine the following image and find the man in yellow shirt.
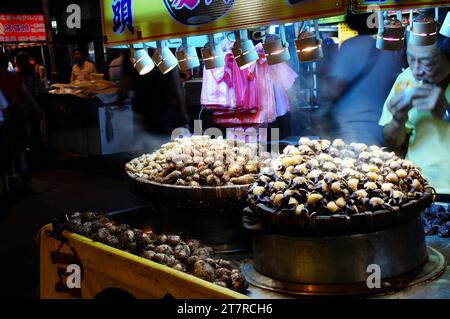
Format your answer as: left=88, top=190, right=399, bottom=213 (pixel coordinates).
left=379, top=34, right=450, bottom=195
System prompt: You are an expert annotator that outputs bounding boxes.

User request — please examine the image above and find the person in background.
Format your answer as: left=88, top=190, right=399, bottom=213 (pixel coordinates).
left=29, top=56, right=47, bottom=88
left=94, top=52, right=107, bottom=78
left=317, top=12, right=406, bottom=146
left=0, top=52, right=41, bottom=196
left=118, top=48, right=189, bottom=150
left=7, top=61, right=14, bottom=72
left=15, top=52, right=46, bottom=159
left=108, top=49, right=130, bottom=86
left=0, top=88, right=9, bottom=201
left=5, top=45, right=15, bottom=72
left=70, top=48, right=97, bottom=82
left=379, top=32, right=450, bottom=196
left=15, top=52, right=44, bottom=99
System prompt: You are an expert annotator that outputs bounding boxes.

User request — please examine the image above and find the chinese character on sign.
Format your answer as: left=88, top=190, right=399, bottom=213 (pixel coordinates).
left=22, top=24, right=30, bottom=32
left=112, top=0, right=134, bottom=34
left=5, top=24, right=12, bottom=32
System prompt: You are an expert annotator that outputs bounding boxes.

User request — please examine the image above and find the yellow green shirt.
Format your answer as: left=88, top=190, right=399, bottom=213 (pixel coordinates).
left=379, top=68, right=450, bottom=194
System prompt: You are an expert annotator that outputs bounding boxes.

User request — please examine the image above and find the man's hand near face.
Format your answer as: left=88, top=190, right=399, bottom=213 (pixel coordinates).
left=410, top=84, right=447, bottom=118
left=387, top=91, right=414, bottom=125
left=383, top=91, right=413, bottom=150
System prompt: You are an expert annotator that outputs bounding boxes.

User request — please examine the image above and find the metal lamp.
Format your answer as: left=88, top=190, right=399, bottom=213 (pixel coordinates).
left=295, top=20, right=323, bottom=62
left=440, top=11, right=450, bottom=38
left=409, top=12, right=437, bottom=46
left=232, top=30, right=259, bottom=70
left=131, top=46, right=155, bottom=75
left=376, top=12, right=405, bottom=51
left=263, top=24, right=291, bottom=65
left=177, top=38, right=200, bottom=72
left=295, top=32, right=323, bottom=62
left=201, top=34, right=225, bottom=69
left=152, top=41, right=179, bottom=74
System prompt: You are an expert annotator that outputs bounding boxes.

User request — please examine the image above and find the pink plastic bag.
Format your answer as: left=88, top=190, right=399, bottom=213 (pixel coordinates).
left=204, top=40, right=298, bottom=127
left=200, top=39, right=246, bottom=112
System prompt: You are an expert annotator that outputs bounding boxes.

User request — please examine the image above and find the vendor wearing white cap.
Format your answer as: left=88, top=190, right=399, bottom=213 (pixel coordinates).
left=379, top=33, right=450, bottom=194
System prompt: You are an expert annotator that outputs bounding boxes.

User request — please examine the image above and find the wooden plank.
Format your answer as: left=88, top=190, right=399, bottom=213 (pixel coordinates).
left=39, top=225, right=248, bottom=299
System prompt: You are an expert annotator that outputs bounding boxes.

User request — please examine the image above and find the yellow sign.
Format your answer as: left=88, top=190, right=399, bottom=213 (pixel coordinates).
left=352, top=0, right=450, bottom=12
left=338, top=22, right=359, bottom=44
left=101, top=0, right=348, bottom=45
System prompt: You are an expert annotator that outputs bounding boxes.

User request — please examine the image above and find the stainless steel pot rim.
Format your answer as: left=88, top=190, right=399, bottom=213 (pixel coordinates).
left=241, top=246, right=447, bottom=297
left=253, top=218, right=421, bottom=240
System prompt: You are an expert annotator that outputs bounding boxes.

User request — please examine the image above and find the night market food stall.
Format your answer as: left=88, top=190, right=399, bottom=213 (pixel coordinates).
left=43, top=80, right=138, bottom=155
left=39, top=0, right=450, bottom=299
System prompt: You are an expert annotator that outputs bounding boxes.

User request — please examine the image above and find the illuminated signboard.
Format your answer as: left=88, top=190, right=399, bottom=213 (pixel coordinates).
left=0, top=14, right=47, bottom=42
left=101, top=0, right=349, bottom=45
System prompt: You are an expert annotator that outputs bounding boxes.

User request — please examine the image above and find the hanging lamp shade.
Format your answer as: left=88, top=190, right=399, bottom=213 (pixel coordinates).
left=201, top=34, right=225, bottom=69
left=232, top=30, right=259, bottom=70
left=177, top=38, right=200, bottom=72
left=132, top=49, right=155, bottom=75
left=439, top=11, right=450, bottom=38
left=376, top=18, right=405, bottom=51
left=295, top=31, right=323, bottom=62
left=263, top=25, right=291, bottom=65
left=177, top=46, right=200, bottom=72
left=409, top=14, right=437, bottom=46
left=152, top=45, right=179, bottom=74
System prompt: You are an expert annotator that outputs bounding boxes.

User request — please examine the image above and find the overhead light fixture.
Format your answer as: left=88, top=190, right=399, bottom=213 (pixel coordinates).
left=201, top=34, right=225, bottom=70
left=130, top=45, right=155, bottom=75
left=376, top=11, right=405, bottom=51
left=409, top=11, right=437, bottom=46
left=231, top=30, right=259, bottom=70
left=176, top=38, right=200, bottom=72
left=152, top=41, right=179, bottom=74
left=295, top=21, right=323, bottom=63
left=263, top=24, right=291, bottom=65
left=440, top=11, right=450, bottom=38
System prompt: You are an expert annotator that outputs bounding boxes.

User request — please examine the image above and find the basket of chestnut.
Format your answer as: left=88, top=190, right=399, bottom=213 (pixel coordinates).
left=125, top=136, right=271, bottom=212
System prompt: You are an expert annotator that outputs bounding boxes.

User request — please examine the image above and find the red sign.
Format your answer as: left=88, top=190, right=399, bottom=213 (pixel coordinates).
left=0, top=14, right=47, bottom=43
